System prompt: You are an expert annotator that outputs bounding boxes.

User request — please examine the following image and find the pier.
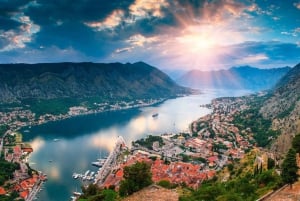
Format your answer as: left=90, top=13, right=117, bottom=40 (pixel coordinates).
left=94, top=136, right=126, bottom=186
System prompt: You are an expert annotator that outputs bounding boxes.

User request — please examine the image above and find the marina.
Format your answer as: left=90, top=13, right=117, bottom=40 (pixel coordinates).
left=94, top=136, right=127, bottom=185
left=72, top=170, right=95, bottom=181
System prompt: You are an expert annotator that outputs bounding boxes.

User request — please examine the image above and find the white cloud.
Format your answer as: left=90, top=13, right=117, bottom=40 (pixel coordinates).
left=280, top=28, right=300, bottom=37
left=235, top=54, right=268, bottom=64
left=294, top=2, right=300, bottom=9
left=114, top=47, right=132, bottom=54
left=126, top=34, right=158, bottom=47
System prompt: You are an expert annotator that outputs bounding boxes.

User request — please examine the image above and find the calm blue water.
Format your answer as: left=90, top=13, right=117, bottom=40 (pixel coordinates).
left=21, top=89, right=251, bottom=201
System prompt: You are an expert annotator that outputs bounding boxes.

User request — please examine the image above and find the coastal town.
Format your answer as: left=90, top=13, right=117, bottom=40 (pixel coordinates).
left=0, top=98, right=167, bottom=200
left=0, top=98, right=166, bottom=131
left=0, top=130, right=47, bottom=200
left=89, top=95, right=266, bottom=192
left=0, top=93, right=274, bottom=200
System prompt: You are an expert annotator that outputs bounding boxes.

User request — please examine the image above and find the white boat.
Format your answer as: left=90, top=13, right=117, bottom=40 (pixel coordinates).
left=91, top=161, right=103, bottom=167
left=73, top=191, right=82, bottom=196
left=53, top=138, right=60, bottom=142
left=72, top=173, right=79, bottom=179
left=84, top=170, right=90, bottom=176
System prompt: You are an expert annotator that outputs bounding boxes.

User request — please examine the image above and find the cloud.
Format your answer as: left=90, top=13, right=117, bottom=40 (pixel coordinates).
left=235, top=54, right=268, bottom=64
left=112, top=34, right=158, bottom=56
left=85, top=0, right=170, bottom=32
left=0, top=12, right=40, bottom=52
left=85, top=10, right=125, bottom=31
left=294, top=2, right=300, bottom=9
left=129, top=0, right=169, bottom=18
left=0, top=1, right=40, bottom=51
left=114, top=47, right=133, bottom=54
left=126, top=34, right=158, bottom=46
left=280, top=28, right=300, bottom=37
left=175, top=0, right=257, bottom=25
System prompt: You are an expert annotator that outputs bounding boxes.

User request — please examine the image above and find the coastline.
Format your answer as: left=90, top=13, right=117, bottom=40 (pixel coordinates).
left=17, top=97, right=173, bottom=131
left=0, top=94, right=194, bottom=200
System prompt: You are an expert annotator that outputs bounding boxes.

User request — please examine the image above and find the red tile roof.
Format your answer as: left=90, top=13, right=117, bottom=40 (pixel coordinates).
left=20, top=190, right=29, bottom=199
left=0, top=187, right=6, bottom=195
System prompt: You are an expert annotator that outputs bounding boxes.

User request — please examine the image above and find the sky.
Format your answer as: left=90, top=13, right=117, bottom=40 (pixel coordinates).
left=0, top=0, right=300, bottom=70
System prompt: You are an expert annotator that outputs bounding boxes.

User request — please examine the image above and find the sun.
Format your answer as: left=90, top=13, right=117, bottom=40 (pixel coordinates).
left=177, top=33, right=216, bottom=53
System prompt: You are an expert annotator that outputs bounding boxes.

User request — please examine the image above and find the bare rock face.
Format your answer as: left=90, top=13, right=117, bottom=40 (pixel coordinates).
left=260, top=63, right=300, bottom=156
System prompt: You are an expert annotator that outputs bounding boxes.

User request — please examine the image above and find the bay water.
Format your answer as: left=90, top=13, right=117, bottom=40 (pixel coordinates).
left=21, top=89, right=251, bottom=201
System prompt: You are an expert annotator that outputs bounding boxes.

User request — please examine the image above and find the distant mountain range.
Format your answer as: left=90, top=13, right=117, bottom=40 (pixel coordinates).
left=176, top=66, right=291, bottom=91
left=0, top=62, right=191, bottom=103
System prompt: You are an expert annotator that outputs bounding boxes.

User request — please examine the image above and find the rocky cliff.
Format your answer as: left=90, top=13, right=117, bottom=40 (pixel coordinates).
left=260, top=63, right=300, bottom=156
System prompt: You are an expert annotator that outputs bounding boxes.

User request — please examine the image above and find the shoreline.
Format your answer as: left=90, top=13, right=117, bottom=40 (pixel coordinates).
left=0, top=94, right=193, bottom=200
left=16, top=97, right=180, bottom=132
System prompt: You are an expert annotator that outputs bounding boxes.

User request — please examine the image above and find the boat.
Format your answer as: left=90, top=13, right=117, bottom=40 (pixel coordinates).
left=91, top=161, right=103, bottom=168
left=53, top=138, right=60, bottom=142
left=84, top=170, right=90, bottom=177
left=152, top=113, right=159, bottom=118
left=73, top=191, right=82, bottom=196
left=24, top=130, right=30, bottom=133
left=72, top=173, right=79, bottom=179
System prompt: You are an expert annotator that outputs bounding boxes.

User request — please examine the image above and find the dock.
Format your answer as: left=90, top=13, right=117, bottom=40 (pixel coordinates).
left=94, top=136, right=126, bottom=186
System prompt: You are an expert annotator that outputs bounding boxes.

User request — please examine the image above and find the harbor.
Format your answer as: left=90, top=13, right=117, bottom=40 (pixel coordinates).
left=72, top=170, right=95, bottom=181
left=23, top=91, right=248, bottom=201
left=94, top=136, right=127, bottom=185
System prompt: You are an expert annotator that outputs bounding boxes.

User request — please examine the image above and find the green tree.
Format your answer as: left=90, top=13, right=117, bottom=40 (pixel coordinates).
left=216, top=193, right=243, bottom=201
left=267, top=158, right=275, bottom=170
left=281, top=148, right=298, bottom=187
left=292, top=134, right=300, bottom=153
left=119, top=161, right=152, bottom=196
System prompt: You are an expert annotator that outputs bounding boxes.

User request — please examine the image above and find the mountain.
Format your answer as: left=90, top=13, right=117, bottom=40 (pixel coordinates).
left=259, top=63, right=300, bottom=156
left=161, top=69, right=188, bottom=80
left=176, top=66, right=291, bottom=91
left=0, top=62, right=191, bottom=103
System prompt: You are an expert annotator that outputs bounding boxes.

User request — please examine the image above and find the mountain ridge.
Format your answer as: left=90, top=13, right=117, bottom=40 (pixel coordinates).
left=259, top=63, right=300, bottom=156
left=0, top=62, right=191, bottom=103
left=176, top=66, right=291, bottom=91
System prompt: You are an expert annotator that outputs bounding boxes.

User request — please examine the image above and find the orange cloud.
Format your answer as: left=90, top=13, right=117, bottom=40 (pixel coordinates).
left=1, top=13, right=39, bottom=52
left=85, top=9, right=124, bottom=30
left=129, top=0, right=169, bottom=18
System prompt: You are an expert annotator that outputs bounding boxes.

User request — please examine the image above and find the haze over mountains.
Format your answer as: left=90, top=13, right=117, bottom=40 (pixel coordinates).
left=176, top=66, right=291, bottom=91
left=0, top=62, right=191, bottom=103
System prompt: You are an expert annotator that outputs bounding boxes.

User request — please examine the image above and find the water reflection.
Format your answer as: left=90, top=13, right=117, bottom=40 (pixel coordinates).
left=30, top=137, right=46, bottom=153
left=23, top=90, right=251, bottom=201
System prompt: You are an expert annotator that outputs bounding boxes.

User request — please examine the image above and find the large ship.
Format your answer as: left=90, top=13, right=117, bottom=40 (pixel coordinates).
left=152, top=113, right=159, bottom=118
